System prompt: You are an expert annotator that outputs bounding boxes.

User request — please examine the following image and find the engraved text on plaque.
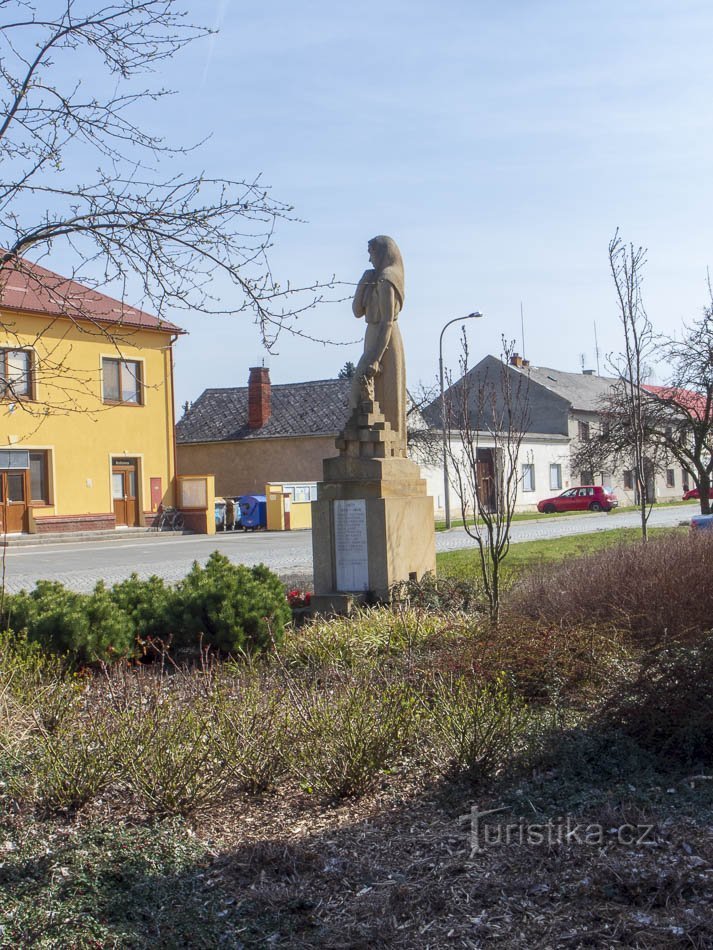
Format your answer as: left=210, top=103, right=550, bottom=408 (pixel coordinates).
left=334, top=499, right=369, bottom=591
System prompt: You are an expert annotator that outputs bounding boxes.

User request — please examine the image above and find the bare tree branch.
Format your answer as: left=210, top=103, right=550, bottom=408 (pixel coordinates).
left=0, top=0, right=338, bottom=410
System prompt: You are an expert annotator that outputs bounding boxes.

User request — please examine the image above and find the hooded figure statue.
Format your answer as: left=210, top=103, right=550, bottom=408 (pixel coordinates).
left=350, top=235, right=407, bottom=457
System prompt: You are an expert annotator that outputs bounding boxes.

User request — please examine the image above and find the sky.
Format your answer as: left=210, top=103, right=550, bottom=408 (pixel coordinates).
left=19, top=0, right=713, bottom=407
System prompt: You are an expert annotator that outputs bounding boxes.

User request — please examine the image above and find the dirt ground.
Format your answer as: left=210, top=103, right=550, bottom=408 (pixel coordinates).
left=193, top=763, right=713, bottom=949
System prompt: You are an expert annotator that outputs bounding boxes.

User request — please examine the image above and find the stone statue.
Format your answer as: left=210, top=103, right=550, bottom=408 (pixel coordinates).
left=349, top=235, right=407, bottom=457
left=314, top=233, right=436, bottom=611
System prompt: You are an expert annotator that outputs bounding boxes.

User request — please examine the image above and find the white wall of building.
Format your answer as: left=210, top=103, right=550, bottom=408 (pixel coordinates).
left=425, top=432, right=571, bottom=517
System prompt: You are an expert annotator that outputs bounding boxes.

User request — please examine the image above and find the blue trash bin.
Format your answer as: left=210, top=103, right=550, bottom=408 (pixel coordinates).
left=238, top=494, right=267, bottom=530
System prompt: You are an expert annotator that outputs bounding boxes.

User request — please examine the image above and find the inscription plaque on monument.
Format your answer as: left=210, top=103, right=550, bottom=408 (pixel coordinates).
left=333, top=499, right=369, bottom=591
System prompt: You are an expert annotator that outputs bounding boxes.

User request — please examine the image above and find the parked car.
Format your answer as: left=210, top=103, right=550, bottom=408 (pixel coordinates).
left=690, top=513, right=713, bottom=531
left=537, top=485, right=618, bottom=514
left=682, top=487, right=713, bottom=500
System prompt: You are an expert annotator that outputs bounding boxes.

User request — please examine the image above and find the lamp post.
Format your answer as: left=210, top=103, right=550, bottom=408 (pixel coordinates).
left=439, top=311, right=484, bottom=529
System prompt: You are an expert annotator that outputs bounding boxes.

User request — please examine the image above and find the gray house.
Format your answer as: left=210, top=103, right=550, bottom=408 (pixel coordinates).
left=427, top=353, right=684, bottom=507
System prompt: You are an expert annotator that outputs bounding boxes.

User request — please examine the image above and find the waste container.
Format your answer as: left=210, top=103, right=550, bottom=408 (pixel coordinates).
left=214, top=497, right=226, bottom=531
left=238, top=494, right=267, bottom=530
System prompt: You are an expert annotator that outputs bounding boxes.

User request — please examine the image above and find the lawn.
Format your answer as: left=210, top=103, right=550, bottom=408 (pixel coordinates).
left=437, top=524, right=688, bottom=579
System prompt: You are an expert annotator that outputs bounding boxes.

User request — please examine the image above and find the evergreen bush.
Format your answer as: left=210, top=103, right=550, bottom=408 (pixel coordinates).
left=171, top=552, right=290, bottom=654
left=7, top=581, right=135, bottom=665
left=2, top=553, right=290, bottom=663
left=109, top=573, right=175, bottom=645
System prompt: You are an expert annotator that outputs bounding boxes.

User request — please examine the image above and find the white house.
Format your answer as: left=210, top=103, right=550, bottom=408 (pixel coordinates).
left=424, top=353, right=685, bottom=514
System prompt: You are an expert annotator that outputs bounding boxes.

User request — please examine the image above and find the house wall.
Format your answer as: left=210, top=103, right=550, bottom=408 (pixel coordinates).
left=179, top=436, right=441, bottom=518
left=443, top=433, right=571, bottom=513
left=176, top=434, right=339, bottom=498
left=567, top=411, right=684, bottom=504
left=1, top=309, right=177, bottom=530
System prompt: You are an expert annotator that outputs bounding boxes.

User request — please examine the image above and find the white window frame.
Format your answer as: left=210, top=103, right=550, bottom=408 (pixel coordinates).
left=522, top=463, right=535, bottom=492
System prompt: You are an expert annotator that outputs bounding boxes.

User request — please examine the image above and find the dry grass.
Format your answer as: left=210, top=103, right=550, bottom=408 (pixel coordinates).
left=505, top=532, right=713, bottom=647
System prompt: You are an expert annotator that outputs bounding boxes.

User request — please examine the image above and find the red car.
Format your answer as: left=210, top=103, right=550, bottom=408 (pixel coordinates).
left=682, top=487, right=713, bottom=500
left=537, top=485, right=618, bottom=514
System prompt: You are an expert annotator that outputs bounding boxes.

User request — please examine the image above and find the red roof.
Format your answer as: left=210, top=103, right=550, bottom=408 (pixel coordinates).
left=0, top=257, right=183, bottom=334
left=643, top=384, right=710, bottom=421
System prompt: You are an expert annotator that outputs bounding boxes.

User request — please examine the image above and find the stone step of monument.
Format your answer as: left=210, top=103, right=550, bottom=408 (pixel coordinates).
left=358, top=428, right=395, bottom=443
left=357, top=415, right=389, bottom=429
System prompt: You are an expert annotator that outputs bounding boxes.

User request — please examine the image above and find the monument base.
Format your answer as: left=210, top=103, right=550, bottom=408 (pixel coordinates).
left=311, top=454, right=436, bottom=611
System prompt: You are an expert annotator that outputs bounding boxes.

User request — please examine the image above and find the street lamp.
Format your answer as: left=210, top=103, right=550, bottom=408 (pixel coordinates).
left=439, top=311, right=484, bottom=529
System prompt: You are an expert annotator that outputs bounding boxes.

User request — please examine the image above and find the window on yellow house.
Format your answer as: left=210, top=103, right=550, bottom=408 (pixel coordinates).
left=0, top=348, right=33, bottom=399
left=102, top=358, right=143, bottom=404
left=29, top=451, right=50, bottom=504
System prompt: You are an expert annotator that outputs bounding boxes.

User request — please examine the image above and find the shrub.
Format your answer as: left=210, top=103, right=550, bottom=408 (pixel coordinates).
left=282, top=605, right=459, bottom=671
left=505, top=532, right=713, bottom=646
left=391, top=571, right=485, bottom=613
left=598, top=634, right=713, bottom=766
left=291, top=677, right=416, bottom=799
left=6, top=581, right=136, bottom=665
left=30, top=714, right=119, bottom=812
left=109, top=573, right=176, bottom=646
left=0, top=628, right=64, bottom=696
left=422, top=673, right=535, bottom=780
left=171, top=553, right=291, bottom=655
left=405, top=616, right=628, bottom=707
left=212, top=674, right=291, bottom=793
left=115, top=693, right=224, bottom=816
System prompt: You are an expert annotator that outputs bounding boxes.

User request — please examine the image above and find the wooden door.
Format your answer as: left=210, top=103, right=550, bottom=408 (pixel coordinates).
left=0, top=470, right=29, bottom=534
left=112, top=460, right=139, bottom=526
left=475, top=449, right=497, bottom=513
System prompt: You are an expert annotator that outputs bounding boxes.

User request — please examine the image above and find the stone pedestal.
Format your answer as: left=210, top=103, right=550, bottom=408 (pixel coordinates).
left=311, top=396, right=436, bottom=613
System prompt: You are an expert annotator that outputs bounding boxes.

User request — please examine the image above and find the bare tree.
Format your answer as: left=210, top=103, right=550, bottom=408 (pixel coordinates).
left=0, top=0, right=332, bottom=413
left=406, top=380, right=443, bottom=468
left=444, top=337, right=531, bottom=624
left=574, top=248, right=713, bottom=519
left=607, top=230, right=655, bottom=540
left=624, top=299, right=713, bottom=515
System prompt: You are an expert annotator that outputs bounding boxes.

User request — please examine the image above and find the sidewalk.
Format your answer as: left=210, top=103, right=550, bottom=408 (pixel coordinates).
left=0, top=527, right=187, bottom=548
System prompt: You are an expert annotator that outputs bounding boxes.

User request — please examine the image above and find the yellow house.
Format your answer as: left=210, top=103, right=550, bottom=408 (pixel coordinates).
left=0, top=259, right=182, bottom=535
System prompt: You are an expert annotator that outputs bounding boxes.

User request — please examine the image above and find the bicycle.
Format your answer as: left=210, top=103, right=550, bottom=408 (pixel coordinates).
left=155, top=505, right=185, bottom=532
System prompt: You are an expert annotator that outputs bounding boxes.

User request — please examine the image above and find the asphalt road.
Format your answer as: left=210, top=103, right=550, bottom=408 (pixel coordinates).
left=1, top=504, right=694, bottom=593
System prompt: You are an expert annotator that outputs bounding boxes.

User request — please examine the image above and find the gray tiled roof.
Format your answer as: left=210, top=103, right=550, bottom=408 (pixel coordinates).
left=176, top=378, right=352, bottom=444
left=519, top=364, right=617, bottom=412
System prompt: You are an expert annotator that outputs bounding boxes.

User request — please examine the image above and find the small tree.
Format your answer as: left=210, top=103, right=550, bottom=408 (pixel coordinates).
left=641, top=301, right=713, bottom=514
left=607, top=230, right=655, bottom=540
left=338, top=361, right=356, bottom=379
left=573, top=268, right=713, bottom=518
left=445, top=337, right=531, bottom=624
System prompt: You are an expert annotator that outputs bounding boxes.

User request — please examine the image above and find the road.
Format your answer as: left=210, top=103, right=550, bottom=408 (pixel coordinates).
left=1, top=505, right=694, bottom=593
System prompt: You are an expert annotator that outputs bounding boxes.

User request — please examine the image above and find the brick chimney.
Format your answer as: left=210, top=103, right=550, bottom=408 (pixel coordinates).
left=509, top=353, right=524, bottom=368
left=248, top=366, right=271, bottom=429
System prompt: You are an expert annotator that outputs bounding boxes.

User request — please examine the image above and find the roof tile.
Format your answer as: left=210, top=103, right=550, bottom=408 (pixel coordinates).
left=0, top=258, right=183, bottom=334
left=177, top=378, right=352, bottom=443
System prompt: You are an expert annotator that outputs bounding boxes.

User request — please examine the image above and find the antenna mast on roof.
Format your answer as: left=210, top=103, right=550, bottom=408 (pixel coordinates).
left=520, top=301, right=525, bottom=357
left=593, top=321, right=601, bottom=375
